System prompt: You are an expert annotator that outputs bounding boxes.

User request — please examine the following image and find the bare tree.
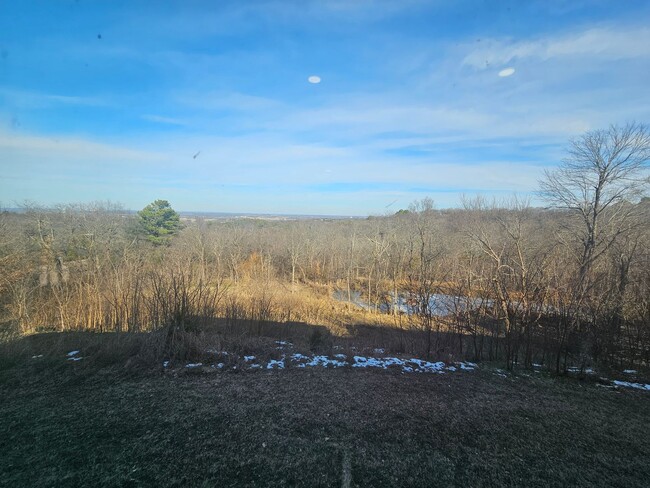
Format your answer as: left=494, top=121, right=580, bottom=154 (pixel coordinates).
left=540, top=123, right=650, bottom=370
left=540, top=122, right=650, bottom=296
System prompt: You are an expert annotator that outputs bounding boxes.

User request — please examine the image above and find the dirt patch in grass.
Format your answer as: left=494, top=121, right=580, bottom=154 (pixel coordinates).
left=1, top=364, right=649, bottom=487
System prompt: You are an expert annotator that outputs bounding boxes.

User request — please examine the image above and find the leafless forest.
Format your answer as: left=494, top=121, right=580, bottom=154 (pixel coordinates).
left=1, top=125, right=649, bottom=373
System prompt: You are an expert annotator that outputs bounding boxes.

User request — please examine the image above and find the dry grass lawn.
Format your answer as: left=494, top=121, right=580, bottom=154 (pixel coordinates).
left=1, top=354, right=649, bottom=487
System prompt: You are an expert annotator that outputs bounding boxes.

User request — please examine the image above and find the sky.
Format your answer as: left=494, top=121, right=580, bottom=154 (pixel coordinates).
left=1, top=0, right=649, bottom=215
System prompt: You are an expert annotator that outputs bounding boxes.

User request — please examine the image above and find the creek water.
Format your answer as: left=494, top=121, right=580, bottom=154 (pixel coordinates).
left=333, top=290, right=492, bottom=317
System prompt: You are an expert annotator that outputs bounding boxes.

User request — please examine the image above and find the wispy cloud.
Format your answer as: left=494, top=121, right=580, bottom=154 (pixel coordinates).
left=175, top=91, right=283, bottom=112
left=0, top=131, right=162, bottom=162
left=462, top=24, right=650, bottom=69
left=0, top=88, right=109, bottom=109
left=2, top=1, right=649, bottom=214
left=141, top=114, right=187, bottom=126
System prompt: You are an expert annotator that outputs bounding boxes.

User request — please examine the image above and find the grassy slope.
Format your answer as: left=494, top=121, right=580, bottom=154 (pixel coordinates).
left=1, top=362, right=649, bottom=488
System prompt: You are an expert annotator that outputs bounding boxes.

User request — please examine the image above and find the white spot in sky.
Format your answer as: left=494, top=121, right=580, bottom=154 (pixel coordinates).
left=498, top=67, right=515, bottom=77
left=308, top=75, right=321, bottom=84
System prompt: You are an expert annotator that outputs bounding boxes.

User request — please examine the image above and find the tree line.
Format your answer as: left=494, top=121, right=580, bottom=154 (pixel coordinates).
left=1, top=123, right=648, bottom=371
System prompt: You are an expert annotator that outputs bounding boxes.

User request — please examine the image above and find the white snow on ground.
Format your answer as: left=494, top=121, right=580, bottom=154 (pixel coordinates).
left=305, top=355, right=347, bottom=368
left=351, top=356, right=446, bottom=373
left=54, top=343, right=650, bottom=393
left=31, top=355, right=43, bottom=359
left=352, top=356, right=385, bottom=368
left=407, top=358, right=446, bottom=373
left=459, top=362, right=477, bottom=370
left=267, top=358, right=285, bottom=369
left=224, top=353, right=469, bottom=374
left=613, top=380, right=650, bottom=391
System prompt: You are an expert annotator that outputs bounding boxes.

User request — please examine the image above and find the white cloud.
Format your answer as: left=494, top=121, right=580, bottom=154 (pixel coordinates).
left=176, top=90, right=282, bottom=112
left=0, top=121, right=551, bottom=214
left=141, top=114, right=187, bottom=126
left=308, top=75, right=321, bottom=84
left=0, top=131, right=161, bottom=162
left=0, top=88, right=108, bottom=109
left=498, top=67, right=515, bottom=77
left=462, top=25, right=650, bottom=69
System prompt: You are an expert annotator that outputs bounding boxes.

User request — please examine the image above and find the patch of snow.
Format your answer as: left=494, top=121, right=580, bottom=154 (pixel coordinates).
left=352, top=356, right=410, bottom=369
left=613, top=380, right=650, bottom=391
left=306, top=355, right=347, bottom=368
left=382, top=357, right=406, bottom=368
left=532, top=363, right=542, bottom=368
left=352, top=356, right=382, bottom=368
left=196, top=349, right=482, bottom=377
left=67, top=350, right=80, bottom=357
left=67, top=357, right=83, bottom=361
left=275, top=341, right=292, bottom=347
left=31, top=354, right=44, bottom=359
left=408, top=358, right=445, bottom=373
left=267, top=359, right=285, bottom=369
left=162, top=360, right=170, bottom=368
left=348, top=357, right=446, bottom=373
left=623, top=369, right=637, bottom=374
left=186, top=363, right=203, bottom=368
left=458, top=362, right=476, bottom=370
left=373, top=348, right=385, bottom=354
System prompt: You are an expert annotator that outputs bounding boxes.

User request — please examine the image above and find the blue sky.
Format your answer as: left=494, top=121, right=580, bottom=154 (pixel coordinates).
left=1, top=0, right=649, bottom=215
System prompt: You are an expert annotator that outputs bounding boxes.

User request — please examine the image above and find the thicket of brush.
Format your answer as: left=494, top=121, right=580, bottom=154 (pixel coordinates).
left=1, top=193, right=648, bottom=373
